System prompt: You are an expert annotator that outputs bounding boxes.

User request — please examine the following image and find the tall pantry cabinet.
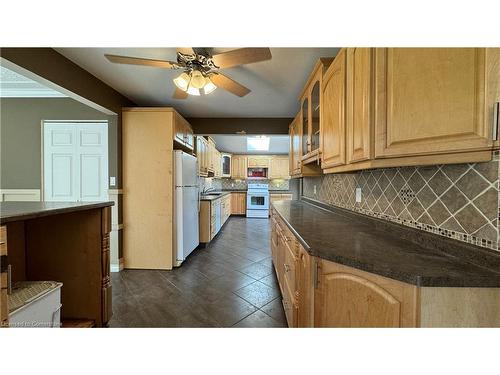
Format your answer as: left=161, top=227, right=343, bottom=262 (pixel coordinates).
left=122, top=107, right=194, bottom=270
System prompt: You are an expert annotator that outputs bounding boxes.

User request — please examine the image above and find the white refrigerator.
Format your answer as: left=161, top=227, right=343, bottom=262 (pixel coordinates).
left=174, top=150, right=200, bottom=265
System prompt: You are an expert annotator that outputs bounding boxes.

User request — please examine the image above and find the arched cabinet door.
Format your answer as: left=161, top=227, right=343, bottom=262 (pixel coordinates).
left=314, top=260, right=418, bottom=328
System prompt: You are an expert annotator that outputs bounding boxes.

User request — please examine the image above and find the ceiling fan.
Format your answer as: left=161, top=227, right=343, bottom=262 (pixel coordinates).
left=104, top=47, right=272, bottom=99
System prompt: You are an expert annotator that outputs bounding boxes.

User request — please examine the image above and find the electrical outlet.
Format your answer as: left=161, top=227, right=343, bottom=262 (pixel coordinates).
left=110, top=176, right=116, bottom=187
left=355, top=187, right=362, bottom=203
left=313, top=185, right=317, bottom=195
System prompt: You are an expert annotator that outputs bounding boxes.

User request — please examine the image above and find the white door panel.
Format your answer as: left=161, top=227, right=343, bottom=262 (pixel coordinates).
left=44, top=122, right=108, bottom=202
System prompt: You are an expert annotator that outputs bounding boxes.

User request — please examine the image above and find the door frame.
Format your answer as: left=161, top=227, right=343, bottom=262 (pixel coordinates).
left=41, top=120, right=109, bottom=201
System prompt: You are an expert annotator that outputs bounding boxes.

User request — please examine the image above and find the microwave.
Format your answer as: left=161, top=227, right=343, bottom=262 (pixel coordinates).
left=247, top=167, right=268, bottom=179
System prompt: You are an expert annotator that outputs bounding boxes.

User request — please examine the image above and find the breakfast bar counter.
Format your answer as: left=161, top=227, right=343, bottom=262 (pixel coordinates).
left=0, top=201, right=113, bottom=327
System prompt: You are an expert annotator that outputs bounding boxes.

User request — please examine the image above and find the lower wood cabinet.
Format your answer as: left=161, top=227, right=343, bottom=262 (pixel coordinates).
left=270, top=205, right=500, bottom=328
left=230, top=192, right=246, bottom=215
left=314, top=260, right=418, bottom=327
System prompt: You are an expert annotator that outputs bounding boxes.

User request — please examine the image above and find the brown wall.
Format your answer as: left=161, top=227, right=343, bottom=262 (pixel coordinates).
left=0, top=48, right=136, bottom=188
left=188, top=117, right=291, bottom=135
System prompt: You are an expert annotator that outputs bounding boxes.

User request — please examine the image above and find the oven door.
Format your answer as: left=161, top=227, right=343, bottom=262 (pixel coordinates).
left=247, top=193, right=269, bottom=210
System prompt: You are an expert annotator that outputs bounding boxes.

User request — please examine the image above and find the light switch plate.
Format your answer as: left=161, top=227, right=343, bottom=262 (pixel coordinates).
left=110, top=176, right=116, bottom=187
left=355, top=188, right=362, bottom=203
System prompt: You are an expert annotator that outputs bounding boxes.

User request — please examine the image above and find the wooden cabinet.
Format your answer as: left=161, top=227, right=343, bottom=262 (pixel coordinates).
left=230, top=192, right=246, bottom=215
left=247, top=156, right=270, bottom=168
left=289, top=114, right=301, bottom=177
left=297, top=245, right=313, bottom=327
left=174, top=113, right=194, bottom=150
left=346, top=48, right=374, bottom=164
left=270, top=204, right=500, bottom=328
left=196, top=136, right=208, bottom=177
left=314, top=260, right=418, bottom=327
left=269, top=156, right=289, bottom=179
left=320, top=48, right=500, bottom=174
left=214, top=149, right=222, bottom=178
left=231, top=155, right=247, bottom=179
left=221, top=194, right=231, bottom=223
left=123, top=107, right=180, bottom=270
left=374, top=48, right=493, bottom=158
left=300, top=58, right=334, bottom=164
left=207, top=137, right=217, bottom=173
left=321, top=48, right=346, bottom=169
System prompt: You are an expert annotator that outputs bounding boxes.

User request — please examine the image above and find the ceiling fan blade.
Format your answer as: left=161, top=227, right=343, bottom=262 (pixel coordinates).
left=210, top=73, right=251, bottom=97
left=211, top=48, right=272, bottom=69
left=173, top=88, right=188, bottom=99
left=176, top=47, right=194, bottom=55
left=105, top=54, right=178, bottom=69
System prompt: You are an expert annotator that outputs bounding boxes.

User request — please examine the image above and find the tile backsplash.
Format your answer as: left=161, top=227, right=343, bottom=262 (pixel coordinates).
left=302, top=152, right=500, bottom=251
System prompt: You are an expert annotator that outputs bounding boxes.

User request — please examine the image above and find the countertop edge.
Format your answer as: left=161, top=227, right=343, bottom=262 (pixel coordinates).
left=0, top=201, right=114, bottom=225
left=271, top=200, right=500, bottom=288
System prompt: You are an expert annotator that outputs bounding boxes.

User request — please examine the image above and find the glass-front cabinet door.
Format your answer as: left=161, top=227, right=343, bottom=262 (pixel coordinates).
left=301, top=98, right=309, bottom=156
left=310, top=81, right=320, bottom=152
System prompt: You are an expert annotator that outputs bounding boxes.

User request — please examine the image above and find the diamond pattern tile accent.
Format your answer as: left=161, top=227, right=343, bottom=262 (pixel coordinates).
left=302, top=153, right=500, bottom=251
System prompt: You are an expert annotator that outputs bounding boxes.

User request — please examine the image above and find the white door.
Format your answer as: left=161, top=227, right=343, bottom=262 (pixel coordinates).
left=43, top=122, right=108, bottom=202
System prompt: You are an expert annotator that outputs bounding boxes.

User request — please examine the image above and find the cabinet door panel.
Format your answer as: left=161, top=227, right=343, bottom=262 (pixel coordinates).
left=347, top=48, right=373, bottom=163
left=321, top=49, right=346, bottom=168
left=320, top=272, right=401, bottom=327
left=375, top=48, right=491, bottom=157
left=314, top=260, right=418, bottom=328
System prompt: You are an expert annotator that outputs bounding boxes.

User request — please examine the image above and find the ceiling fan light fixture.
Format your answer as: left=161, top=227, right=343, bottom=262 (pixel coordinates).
left=173, top=72, right=190, bottom=91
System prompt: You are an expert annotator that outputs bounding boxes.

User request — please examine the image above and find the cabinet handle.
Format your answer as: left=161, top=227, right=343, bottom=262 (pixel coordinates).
left=493, top=102, right=500, bottom=141
left=284, top=263, right=290, bottom=273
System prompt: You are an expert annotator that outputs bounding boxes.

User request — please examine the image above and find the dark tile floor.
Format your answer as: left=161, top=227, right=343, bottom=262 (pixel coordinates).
left=109, top=217, right=287, bottom=328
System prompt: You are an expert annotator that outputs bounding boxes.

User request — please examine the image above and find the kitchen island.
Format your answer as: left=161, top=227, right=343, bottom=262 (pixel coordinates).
left=0, top=201, right=113, bottom=327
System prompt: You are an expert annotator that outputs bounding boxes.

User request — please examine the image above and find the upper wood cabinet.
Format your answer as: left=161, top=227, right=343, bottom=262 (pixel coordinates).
left=300, top=58, right=334, bottom=164
left=289, top=114, right=302, bottom=177
left=247, top=156, right=270, bottom=168
left=231, top=155, right=247, bottom=179
left=321, top=48, right=346, bottom=169
left=207, top=137, right=217, bottom=172
left=195, top=136, right=208, bottom=177
left=320, top=48, right=500, bottom=174
left=174, top=113, right=194, bottom=150
left=346, top=48, right=374, bottom=164
left=314, top=259, right=418, bottom=328
left=375, top=48, right=494, bottom=158
left=269, top=156, right=289, bottom=179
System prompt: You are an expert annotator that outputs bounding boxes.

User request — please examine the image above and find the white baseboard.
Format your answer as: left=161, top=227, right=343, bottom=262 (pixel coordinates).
left=0, top=189, right=41, bottom=202
left=110, top=264, right=121, bottom=273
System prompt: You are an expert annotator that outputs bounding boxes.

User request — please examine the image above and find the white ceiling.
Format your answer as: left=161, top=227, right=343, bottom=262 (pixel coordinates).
left=0, top=66, right=67, bottom=98
left=209, top=135, right=289, bottom=154
left=55, top=48, right=339, bottom=117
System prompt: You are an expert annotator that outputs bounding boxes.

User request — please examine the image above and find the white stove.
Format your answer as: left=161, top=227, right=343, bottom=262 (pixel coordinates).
left=246, top=183, right=270, bottom=218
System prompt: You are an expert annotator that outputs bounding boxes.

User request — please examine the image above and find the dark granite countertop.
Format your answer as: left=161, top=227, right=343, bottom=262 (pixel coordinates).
left=200, top=191, right=233, bottom=201
left=200, top=190, right=292, bottom=201
left=272, top=199, right=500, bottom=287
left=0, top=201, right=114, bottom=224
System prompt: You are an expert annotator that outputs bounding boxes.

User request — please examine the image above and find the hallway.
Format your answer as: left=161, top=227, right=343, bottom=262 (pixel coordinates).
left=109, top=217, right=287, bottom=327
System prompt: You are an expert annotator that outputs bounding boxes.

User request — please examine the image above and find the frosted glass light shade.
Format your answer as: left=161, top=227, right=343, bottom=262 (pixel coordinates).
left=190, top=70, right=206, bottom=89
left=173, top=72, right=190, bottom=91
left=203, top=78, right=217, bottom=94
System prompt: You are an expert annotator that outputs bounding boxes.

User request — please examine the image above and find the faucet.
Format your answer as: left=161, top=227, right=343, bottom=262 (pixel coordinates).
left=202, top=186, right=216, bottom=194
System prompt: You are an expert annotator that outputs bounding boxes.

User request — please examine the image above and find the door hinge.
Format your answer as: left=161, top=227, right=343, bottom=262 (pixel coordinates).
left=493, top=102, right=499, bottom=141
left=313, top=261, right=320, bottom=289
